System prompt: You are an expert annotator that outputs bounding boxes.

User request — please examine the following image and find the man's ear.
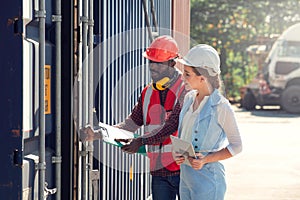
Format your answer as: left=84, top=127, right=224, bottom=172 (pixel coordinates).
left=168, top=59, right=176, bottom=67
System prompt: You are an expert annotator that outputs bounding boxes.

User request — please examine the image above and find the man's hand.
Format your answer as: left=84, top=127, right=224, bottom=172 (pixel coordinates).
left=114, top=138, right=133, bottom=144
left=79, top=125, right=103, bottom=142
left=120, top=138, right=143, bottom=154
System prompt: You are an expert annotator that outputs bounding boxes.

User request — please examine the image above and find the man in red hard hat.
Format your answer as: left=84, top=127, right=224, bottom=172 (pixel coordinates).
left=115, top=35, right=187, bottom=200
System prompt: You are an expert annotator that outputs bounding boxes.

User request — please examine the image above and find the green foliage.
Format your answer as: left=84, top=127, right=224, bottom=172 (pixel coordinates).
left=190, top=0, right=300, bottom=99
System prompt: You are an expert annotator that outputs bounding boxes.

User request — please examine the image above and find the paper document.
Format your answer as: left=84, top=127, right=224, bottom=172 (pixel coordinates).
left=170, top=135, right=198, bottom=166
left=98, top=122, right=147, bottom=155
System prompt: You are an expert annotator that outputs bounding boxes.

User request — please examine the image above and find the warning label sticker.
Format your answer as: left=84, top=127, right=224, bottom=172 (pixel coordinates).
left=45, top=65, right=51, bottom=114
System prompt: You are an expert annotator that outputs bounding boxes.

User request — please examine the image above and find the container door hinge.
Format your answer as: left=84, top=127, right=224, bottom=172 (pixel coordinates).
left=35, top=162, right=46, bottom=170
left=52, top=15, right=62, bottom=22
left=34, top=10, right=46, bottom=19
left=52, top=156, right=62, bottom=164
left=79, top=150, right=87, bottom=157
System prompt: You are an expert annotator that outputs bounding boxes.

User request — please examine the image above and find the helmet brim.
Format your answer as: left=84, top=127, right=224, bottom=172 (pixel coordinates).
left=143, top=51, right=177, bottom=63
left=177, top=58, right=194, bottom=66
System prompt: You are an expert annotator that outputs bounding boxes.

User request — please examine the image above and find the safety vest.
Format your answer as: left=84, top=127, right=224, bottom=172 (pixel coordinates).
left=141, top=76, right=184, bottom=172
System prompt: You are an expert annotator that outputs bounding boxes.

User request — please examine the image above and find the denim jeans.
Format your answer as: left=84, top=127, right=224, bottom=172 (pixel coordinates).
left=180, top=163, right=226, bottom=200
left=151, top=175, right=180, bottom=200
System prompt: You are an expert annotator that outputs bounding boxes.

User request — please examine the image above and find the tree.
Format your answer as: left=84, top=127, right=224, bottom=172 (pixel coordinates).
left=190, top=0, right=300, bottom=99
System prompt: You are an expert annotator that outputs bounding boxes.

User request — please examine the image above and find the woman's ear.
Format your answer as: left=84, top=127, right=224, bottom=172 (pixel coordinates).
left=200, top=76, right=206, bottom=82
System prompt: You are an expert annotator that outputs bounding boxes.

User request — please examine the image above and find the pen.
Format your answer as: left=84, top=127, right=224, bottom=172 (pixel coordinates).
left=194, top=152, right=199, bottom=159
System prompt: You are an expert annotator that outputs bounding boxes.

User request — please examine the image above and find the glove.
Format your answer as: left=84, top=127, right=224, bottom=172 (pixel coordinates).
left=79, top=125, right=103, bottom=142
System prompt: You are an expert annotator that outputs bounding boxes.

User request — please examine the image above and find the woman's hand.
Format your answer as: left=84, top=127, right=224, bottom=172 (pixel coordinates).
left=188, top=153, right=206, bottom=170
left=173, top=152, right=186, bottom=165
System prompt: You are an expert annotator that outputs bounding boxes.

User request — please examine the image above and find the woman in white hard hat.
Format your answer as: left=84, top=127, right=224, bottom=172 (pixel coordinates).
left=173, top=44, right=243, bottom=200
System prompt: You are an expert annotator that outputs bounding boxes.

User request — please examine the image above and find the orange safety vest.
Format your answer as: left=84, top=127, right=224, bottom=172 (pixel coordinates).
left=141, top=76, right=184, bottom=172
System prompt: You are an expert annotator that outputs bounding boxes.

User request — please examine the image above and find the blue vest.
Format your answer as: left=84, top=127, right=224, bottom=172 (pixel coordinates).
left=178, top=89, right=228, bottom=156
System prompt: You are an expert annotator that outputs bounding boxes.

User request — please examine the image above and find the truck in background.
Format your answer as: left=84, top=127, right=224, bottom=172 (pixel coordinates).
left=241, top=23, right=300, bottom=114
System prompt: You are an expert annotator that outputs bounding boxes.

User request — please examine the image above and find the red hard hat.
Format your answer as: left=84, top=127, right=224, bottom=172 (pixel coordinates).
left=143, top=35, right=179, bottom=62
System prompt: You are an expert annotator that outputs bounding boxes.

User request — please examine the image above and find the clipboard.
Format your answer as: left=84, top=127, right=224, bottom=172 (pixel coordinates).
left=170, top=135, right=198, bottom=166
left=98, top=122, right=147, bottom=156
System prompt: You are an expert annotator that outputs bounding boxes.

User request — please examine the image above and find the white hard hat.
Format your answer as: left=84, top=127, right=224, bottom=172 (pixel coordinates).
left=178, top=44, right=221, bottom=76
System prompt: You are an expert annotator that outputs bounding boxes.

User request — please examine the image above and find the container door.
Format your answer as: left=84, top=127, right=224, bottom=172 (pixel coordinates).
left=0, top=0, right=23, bottom=199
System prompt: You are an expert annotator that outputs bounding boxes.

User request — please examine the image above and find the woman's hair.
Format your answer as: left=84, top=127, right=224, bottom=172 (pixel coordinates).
left=192, top=67, right=223, bottom=90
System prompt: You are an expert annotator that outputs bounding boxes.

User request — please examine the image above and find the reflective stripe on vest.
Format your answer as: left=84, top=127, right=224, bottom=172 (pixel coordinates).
left=148, top=143, right=173, bottom=153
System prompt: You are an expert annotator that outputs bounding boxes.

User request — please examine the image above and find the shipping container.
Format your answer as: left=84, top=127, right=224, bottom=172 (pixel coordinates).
left=0, top=0, right=190, bottom=199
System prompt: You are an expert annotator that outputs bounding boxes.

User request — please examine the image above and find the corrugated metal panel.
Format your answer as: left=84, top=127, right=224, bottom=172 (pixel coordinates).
left=77, top=0, right=186, bottom=199
left=154, top=0, right=172, bottom=35
left=94, top=0, right=153, bottom=199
